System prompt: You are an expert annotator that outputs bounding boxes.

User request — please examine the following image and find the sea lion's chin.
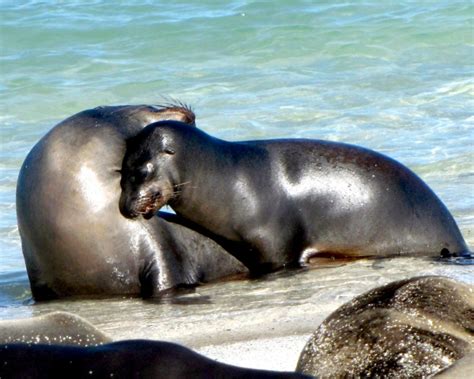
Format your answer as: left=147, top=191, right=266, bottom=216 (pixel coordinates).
left=119, top=203, right=139, bottom=219
left=143, top=210, right=157, bottom=220
left=140, top=197, right=169, bottom=220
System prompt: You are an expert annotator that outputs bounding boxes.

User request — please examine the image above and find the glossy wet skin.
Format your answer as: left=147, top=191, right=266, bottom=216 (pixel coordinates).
left=16, top=105, right=247, bottom=300
left=119, top=120, right=468, bottom=272
left=296, top=276, right=474, bottom=378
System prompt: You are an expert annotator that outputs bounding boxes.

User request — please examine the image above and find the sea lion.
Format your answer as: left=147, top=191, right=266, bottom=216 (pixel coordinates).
left=119, top=120, right=468, bottom=272
left=0, top=311, right=111, bottom=346
left=296, top=276, right=474, bottom=378
left=1, top=340, right=311, bottom=379
left=16, top=104, right=247, bottom=300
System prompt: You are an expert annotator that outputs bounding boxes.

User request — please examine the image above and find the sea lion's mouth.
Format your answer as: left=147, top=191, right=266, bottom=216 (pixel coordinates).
left=135, top=191, right=169, bottom=220
left=120, top=182, right=174, bottom=220
left=141, top=205, right=160, bottom=219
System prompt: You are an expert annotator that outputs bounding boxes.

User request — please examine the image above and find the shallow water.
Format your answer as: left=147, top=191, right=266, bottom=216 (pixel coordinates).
left=0, top=0, right=473, bottom=370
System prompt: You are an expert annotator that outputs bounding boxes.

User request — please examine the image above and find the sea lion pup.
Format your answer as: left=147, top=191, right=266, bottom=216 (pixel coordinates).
left=16, top=103, right=247, bottom=300
left=1, top=340, right=312, bottom=379
left=296, top=276, right=474, bottom=378
left=119, top=120, right=468, bottom=272
left=0, top=311, right=111, bottom=346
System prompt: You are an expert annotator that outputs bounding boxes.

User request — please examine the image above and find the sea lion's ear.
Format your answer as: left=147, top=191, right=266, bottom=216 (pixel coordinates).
left=152, top=102, right=196, bottom=126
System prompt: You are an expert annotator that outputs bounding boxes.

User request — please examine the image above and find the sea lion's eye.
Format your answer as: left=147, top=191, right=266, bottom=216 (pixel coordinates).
left=163, top=148, right=175, bottom=155
left=131, top=163, right=154, bottom=183
left=145, top=162, right=154, bottom=173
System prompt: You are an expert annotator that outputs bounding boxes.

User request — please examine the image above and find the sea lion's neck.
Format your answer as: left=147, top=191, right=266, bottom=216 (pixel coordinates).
left=170, top=132, right=261, bottom=240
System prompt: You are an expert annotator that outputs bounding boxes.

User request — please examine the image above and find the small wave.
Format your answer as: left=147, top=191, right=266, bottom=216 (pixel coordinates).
left=0, top=270, right=31, bottom=308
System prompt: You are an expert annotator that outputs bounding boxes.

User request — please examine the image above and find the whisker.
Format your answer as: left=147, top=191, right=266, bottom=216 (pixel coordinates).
left=172, top=181, right=198, bottom=199
left=172, top=187, right=196, bottom=195
left=174, top=181, right=192, bottom=188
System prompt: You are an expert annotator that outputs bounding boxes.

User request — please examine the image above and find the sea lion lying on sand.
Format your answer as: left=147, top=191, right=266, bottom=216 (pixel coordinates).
left=1, top=340, right=309, bottom=378
left=297, top=276, right=474, bottom=378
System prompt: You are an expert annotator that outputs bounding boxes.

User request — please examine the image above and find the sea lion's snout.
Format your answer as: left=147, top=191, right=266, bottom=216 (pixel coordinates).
left=140, top=190, right=164, bottom=219
left=119, top=192, right=159, bottom=220
left=118, top=192, right=140, bottom=219
left=119, top=184, right=173, bottom=221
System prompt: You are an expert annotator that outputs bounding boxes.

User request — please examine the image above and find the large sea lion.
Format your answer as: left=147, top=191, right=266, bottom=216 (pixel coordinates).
left=296, top=276, right=474, bottom=378
left=16, top=104, right=247, bottom=300
left=119, top=120, right=468, bottom=272
left=1, top=340, right=311, bottom=379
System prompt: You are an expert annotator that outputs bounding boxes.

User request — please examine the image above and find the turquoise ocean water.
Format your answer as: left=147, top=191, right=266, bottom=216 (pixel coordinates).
left=0, top=1, right=472, bottom=352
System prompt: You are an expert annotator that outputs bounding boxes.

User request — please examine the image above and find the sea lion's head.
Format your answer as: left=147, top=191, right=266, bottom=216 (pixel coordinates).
left=119, top=101, right=195, bottom=220
left=119, top=122, right=183, bottom=220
